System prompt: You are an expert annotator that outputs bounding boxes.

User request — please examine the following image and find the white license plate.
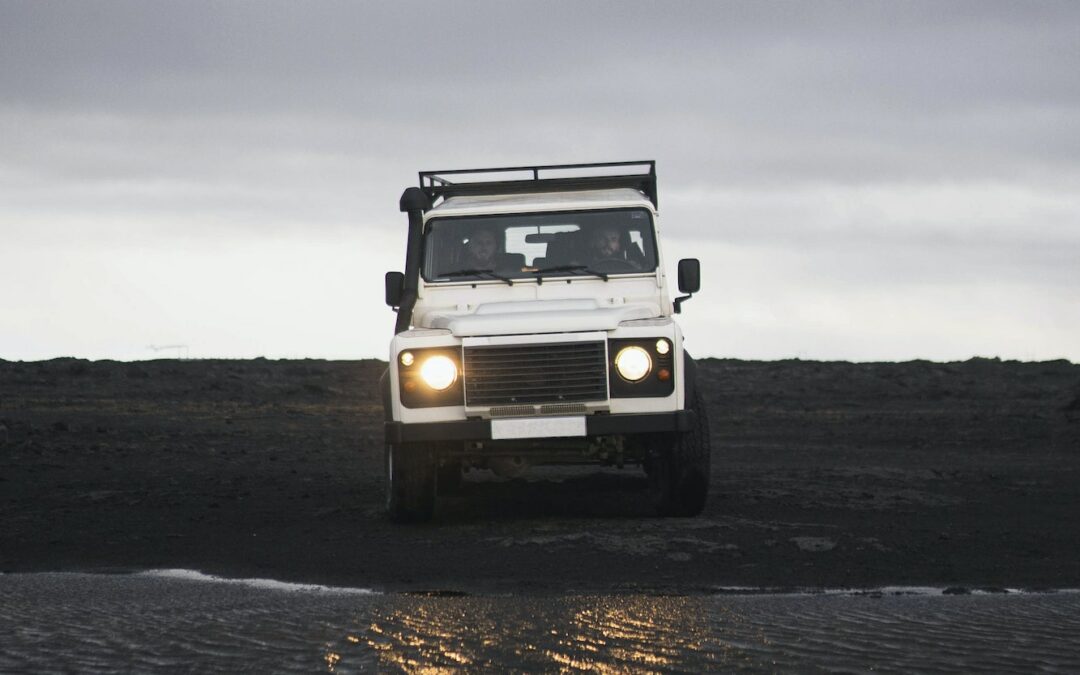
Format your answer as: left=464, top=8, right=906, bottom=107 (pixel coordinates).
left=490, top=416, right=587, bottom=440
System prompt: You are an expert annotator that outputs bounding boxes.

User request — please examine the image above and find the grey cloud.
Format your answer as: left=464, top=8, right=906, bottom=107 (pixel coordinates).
left=3, top=0, right=1078, bottom=196
left=5, top=2, right=1078, bottom=113
left=3, top=4, right=1079, bottom=259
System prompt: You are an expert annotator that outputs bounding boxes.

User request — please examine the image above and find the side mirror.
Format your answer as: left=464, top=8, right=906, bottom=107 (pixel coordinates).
left=677, top=258, right=700, bottom=294
left=385, top=271, right=404, bottom=308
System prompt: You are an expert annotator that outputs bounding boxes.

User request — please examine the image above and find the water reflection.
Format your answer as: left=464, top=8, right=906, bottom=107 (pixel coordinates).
left=323, top=649, right=341, bottom=671
left=359, top=595, right=752, bottom=672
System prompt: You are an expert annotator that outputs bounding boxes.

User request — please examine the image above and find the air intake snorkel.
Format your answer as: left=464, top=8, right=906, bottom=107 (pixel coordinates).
left=394, top=187, right=431, bottom=334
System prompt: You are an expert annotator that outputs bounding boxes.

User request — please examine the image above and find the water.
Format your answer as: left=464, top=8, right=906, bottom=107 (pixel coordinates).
left=2, top=571, right=1079, bottom=673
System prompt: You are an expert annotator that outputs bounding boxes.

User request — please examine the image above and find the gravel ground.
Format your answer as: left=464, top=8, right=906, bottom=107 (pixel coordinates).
left=2, top=357, right=1078, bottom=593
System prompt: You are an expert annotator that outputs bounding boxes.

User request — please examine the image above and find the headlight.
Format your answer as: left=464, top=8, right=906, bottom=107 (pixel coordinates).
left=608, top=338, right=674, bottom=398
left=614, top=346, right=652, bottom=381
left=397, top=347, right=463, bottom=408
left=419, top=355, right=458, bottom=391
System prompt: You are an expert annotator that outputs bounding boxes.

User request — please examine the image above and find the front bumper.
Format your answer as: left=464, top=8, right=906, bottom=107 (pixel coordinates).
left=385, top=410, right=694, bottom=444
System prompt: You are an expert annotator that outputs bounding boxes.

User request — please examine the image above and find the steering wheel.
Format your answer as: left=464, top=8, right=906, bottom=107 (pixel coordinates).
left=592, top=258, right=640, bottom=272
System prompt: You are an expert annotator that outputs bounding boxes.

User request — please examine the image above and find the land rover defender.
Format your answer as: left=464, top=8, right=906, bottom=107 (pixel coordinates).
left=382, top=161, right=709, bottom=521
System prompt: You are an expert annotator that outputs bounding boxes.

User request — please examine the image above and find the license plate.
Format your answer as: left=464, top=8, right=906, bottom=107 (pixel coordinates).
left=490, top=416, right=587, bottom=440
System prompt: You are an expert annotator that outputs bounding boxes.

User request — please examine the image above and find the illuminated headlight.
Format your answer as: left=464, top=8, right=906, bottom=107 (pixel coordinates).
left=399, top=351, right=414, bottom=367
left=655, top=339, right=670, bottom=355
left=614, top=346, right=652, bottom=382
left=419, top=355, right=458, bottom=391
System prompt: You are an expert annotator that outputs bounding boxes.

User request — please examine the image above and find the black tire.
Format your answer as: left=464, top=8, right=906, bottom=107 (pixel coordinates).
left=436, top=459, right=463, bottom=495
left=385, top=441, right=436, bottom=522
left=651, top=389, right=711, bottom=517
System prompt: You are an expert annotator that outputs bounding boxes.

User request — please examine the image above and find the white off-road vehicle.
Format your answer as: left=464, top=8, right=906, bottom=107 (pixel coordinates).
left=382, top=161, right=708, bottom=521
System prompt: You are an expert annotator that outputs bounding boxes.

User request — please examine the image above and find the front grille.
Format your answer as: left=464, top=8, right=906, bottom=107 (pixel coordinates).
left=489, top=405, right=536, bottom=417
left=539, top=403, right=588, bottom=415
left=464, top=341, right=608, bottom=406
left=488, top=403, right=590, bottom=417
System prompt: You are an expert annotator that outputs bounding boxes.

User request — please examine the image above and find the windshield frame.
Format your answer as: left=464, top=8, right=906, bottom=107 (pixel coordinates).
left=419, top=207, right=658, bottom=284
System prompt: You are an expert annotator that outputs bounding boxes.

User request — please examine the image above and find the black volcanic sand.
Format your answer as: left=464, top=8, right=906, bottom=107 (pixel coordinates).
left=2, top=357, right=1079, bottom=593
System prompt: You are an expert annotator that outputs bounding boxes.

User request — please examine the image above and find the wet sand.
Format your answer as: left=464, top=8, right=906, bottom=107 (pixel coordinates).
left=2, top=357, right=1078, bottom=593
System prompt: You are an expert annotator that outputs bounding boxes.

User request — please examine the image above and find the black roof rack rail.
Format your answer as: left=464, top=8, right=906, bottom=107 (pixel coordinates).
left=418, top=161, right=657, bottom=208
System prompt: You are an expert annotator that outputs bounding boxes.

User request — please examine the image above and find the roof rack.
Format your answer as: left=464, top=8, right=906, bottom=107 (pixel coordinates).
left=418, top=161, right=657, bottom=208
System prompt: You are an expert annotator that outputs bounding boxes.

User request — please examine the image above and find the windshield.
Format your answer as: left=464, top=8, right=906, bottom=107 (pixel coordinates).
left=421, top=208, right=657, bottom=282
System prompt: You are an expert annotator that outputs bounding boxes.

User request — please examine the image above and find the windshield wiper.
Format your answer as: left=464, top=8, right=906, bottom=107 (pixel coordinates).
left=532, top=264, right=608, bottom=282
left=440, top=268, right=515, bottom=285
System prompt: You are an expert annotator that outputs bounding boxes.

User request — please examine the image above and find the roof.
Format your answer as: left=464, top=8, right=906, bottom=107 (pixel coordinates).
left=424, top=188, right=656, bottom=220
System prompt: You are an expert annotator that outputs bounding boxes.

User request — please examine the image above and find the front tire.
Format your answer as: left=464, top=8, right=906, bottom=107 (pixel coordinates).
left=385, top=442, right=436, bottom=522
left=436, top=459, right=463, bottom=495
left=650, top=390, right=711, bottom=517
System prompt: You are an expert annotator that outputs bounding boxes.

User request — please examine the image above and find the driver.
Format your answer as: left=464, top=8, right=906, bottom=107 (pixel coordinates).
left=461, top=228, right=499, bottom=269
left=587, top=226, right=641, bottom=269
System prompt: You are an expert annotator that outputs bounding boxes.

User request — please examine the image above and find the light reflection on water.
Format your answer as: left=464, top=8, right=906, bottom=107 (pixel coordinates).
left=1, top=573, right=1079, bottom=673
left=363, top=595, right=719, bottom=672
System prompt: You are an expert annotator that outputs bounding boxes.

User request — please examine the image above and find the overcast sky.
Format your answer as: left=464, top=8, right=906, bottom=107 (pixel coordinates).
left=2, top=1, right=1078, bottom=362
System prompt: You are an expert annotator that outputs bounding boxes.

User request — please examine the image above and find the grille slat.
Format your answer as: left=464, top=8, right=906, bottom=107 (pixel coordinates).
left=467, top=341, right=602, bottom=353
left=465, top=341, right=608, bottom=405
left=467, top=384, right=606, bottom=395
left=468, top=374, right=607, bottom=385
left=466, top=353, right=602, bottom=364
left=467, top=375, right=608, bottom=386
left=466, top=358, right=601, bottom=370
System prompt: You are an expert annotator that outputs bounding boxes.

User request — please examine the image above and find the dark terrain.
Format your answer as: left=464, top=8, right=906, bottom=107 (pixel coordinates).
left=2, top=357, right=1078, bottom=593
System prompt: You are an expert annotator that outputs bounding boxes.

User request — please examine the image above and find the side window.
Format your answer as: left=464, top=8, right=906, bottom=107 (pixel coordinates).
left=627, top=229, right=650, bottom=264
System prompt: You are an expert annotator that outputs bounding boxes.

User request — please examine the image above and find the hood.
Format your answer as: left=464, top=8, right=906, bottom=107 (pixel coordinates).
left=425, top=299, right=660, bottom=337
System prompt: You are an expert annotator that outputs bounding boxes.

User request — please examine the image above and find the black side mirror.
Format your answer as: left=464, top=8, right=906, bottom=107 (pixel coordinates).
left=674, top=258, right=700, bottom=314
left=385, top=271, right=404, bottom=308
left=677, top=258, right=700, bottom=294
